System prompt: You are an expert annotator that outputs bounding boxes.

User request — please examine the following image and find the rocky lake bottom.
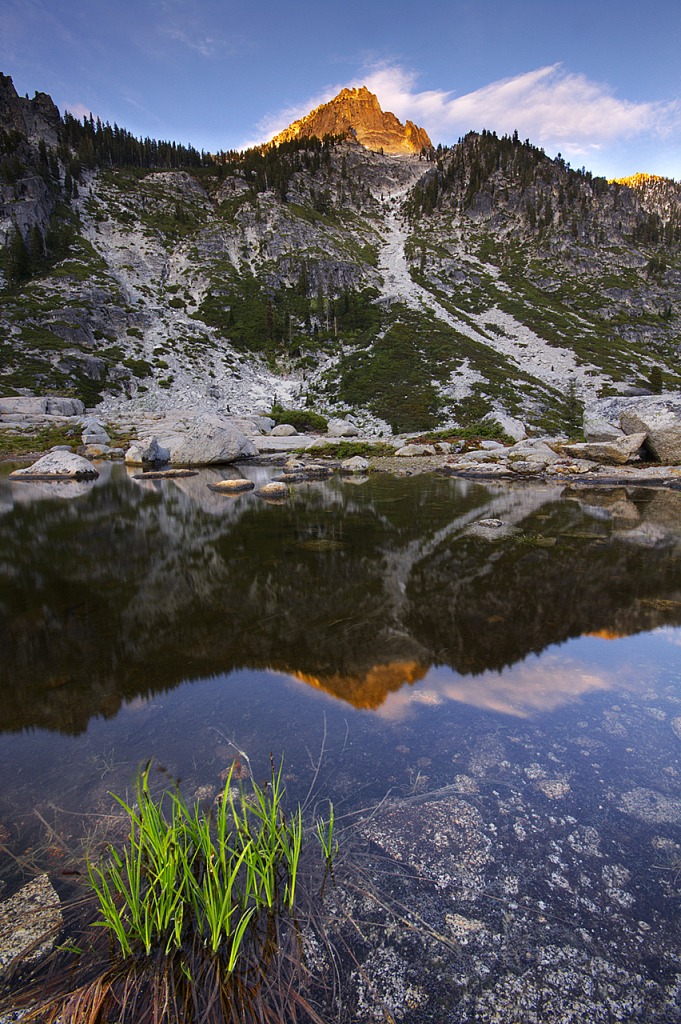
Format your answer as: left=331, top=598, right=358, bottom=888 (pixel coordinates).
left=0, top=461, right=680, bottom=1022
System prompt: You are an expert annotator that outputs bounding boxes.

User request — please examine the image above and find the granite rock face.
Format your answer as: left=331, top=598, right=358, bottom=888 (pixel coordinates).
left=270, top=86, right=432, bottom=155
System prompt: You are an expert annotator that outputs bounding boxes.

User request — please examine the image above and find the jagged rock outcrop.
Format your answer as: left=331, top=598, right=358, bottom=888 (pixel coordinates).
left=610, top=173, right=681, bottom=225
left=270, top=86, right=431, bottom=155
left=0, top=73, right=60, bottom=147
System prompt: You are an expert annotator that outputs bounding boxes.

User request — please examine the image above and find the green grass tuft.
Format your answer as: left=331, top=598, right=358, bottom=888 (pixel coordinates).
left=10, top=759, right=336, bottom=1024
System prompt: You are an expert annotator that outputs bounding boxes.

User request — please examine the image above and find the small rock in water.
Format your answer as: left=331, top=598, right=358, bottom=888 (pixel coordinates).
left=208, top=478, right=255, bottom=494
left=255, top=481, right=289, bottom=501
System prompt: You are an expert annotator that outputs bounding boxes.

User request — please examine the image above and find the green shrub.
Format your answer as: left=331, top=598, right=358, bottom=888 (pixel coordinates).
left=123, top=357, right=152, bottom=378
left=270, top=404, right=328, bottom=433
left=306, top=441, right=395, bottom=458
left=419, top=422, right=514, bottom=444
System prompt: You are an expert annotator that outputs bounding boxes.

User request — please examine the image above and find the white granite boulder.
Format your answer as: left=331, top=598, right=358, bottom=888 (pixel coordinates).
left=507, top=440, right=562, bottom=466
left=230, top=415, right=275, bottom=435
left=395, top=444, right=436, bottom=457
left=619, top=396, right=681, bottom=465
left=340, top=456, right=369, bottom=473
left=9, top=451, right=99, bottom=480
left=46, top=397, right=85, bottom=416
left=328, top=419, right=360, bottom=438
left=156, top=414, right=258, bottom=466
left=583, top=399, right=628, bottom=442
left=585, top=394, right=681, bottom=463
left=270, top=424, right=298, bottom=437
left=483, top=412, right=527, bottom=442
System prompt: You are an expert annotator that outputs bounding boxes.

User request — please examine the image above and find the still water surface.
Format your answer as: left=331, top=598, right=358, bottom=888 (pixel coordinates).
left=1, top=461, right=680, bottom=1019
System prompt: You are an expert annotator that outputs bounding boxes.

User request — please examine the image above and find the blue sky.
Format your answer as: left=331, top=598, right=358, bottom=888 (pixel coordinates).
left=1, top=0, right=680, bottom=179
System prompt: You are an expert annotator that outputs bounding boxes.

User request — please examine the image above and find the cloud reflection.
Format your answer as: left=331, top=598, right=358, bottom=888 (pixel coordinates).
left=377, top=651, right=619, bottom=720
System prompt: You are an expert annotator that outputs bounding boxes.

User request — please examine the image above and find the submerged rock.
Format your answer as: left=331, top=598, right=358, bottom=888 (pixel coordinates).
left=0, top=874, right=62, bottom=969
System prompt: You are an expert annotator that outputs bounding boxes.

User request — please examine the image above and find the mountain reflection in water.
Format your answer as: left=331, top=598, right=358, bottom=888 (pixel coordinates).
left=1, top=463, right=680, bottom=733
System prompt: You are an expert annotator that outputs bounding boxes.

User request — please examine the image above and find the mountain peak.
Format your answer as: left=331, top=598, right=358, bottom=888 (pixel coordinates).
left=269, top=86, right=432, bottom=156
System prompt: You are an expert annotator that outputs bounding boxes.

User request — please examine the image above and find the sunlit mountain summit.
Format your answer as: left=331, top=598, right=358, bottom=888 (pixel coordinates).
left=269, top=85, right=432, bottom=155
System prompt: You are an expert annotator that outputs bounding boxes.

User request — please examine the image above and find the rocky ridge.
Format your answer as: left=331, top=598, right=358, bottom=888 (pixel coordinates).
left=1, top=75, right=680, bottom=437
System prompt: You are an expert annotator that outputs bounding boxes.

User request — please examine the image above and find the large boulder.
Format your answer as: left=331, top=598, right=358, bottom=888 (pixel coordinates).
left=157, top=414, right=258, bottom=466
left=46, top=397, right=85, bottom=417
left=328, top=419, right=360, bottom=438
left=270, top=424, right=297, bottom=437
left=9, top=451, right=99, bottom=480
left=395, top=444, right=436, bottom=457
left=483, top=412, right=527, bottom=442
left=619, top=397, right=681, bottom=465
left=585, top=394, right=681, bottom=464
left=81, top=418, right=110, bottom=445
left=507, top=440, right=562, bottom=467
left=230, top=415, right=275, bottom=435
left=561, top=432, right=647, bottom=465
left=341, top=456, right=369, bottom=473
left=583, top=399, right=628, bottom=442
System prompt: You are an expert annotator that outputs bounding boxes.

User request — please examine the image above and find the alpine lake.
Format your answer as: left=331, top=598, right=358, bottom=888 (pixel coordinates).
left=1, top=458, right=680, bottom=1023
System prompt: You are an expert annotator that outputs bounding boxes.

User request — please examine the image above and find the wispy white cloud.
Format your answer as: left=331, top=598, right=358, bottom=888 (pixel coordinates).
left=161, top=24, right=228, bottom=58
left=364, top=63, right=681, bottom=156
left=249, top=62, right=681, bottom=162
